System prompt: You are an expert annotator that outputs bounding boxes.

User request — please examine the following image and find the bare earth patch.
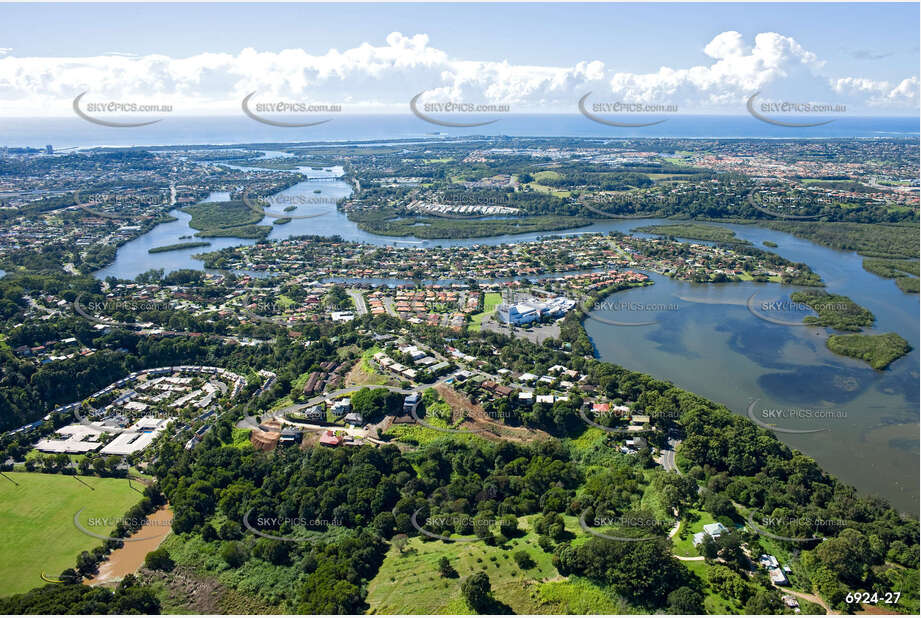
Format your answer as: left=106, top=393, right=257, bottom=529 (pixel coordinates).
left=435, top=384, right=550, bottom=443
left=139, top=565, right=285, bottom=614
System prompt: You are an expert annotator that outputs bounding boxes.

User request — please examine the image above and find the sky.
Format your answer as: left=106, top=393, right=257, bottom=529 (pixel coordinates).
left=0, top=2, right=918, bottom=116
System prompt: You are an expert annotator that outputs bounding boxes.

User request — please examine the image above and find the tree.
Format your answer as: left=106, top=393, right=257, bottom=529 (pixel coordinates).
left=221, top=541, right=247, bottom=567
left=702, top=491, right=735, bottom=518
left=707, top=565, right=751, bottom=603
left=201, top=523, right=217, bottom=542
left=219, top=520, right=243, bottom=540
left=438, top=556, right=458, bottom=578
left=667, top=586, right=704, bottom=614
left=513, top=550, right=535, bottom=569
left=75, top=550, right=98, bottom=576
left=716, top=530, right=745, bottom=566
left=461, top=572, right=492, bottom=612
left=253, top=538, right=290, bottom=565
left=392, top=534, right=409, bottom=553
left=558, top=537, right=687, bottom=606
left=143, top=547, right=175, bottom=571
left=92, top=457, right=107, bottom=475
left=499, top=514, right=520, bottom=538
left=744, top=590, right=784, bottom=614
left=813, top=528, right=872, bottom=586
left=699, top=534, right=719, bottom=560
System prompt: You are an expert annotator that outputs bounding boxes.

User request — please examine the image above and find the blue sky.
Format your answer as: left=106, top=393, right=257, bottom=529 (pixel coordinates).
left=0, top=3, right=917, bottom=116
left=2, top=3, right=917, bottom=76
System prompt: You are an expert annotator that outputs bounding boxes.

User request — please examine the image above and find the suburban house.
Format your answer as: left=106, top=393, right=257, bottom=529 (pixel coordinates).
left=301, top=405, right=325, bottom=422
left=403, top=392, right=421, bottom=414
left=319, top=431, right=342, bottom=447
left=692, top=522, right=729, bottom=546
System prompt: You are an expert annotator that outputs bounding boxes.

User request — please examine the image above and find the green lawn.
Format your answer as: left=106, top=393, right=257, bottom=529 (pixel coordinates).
left=469, top=292, right=502, bottom=332
left=0, top=472, right=144, bottom=595
left=532, top=170, right=562, bottom=182
left=526, top=182, right=572, bottom=198
left=671, top=509, right=718, bottom=557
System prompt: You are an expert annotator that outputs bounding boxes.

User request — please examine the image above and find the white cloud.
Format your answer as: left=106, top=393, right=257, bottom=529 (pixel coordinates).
left=0, top=31, right=916, bottom=115
left=704, top=31, right=749, bottom=60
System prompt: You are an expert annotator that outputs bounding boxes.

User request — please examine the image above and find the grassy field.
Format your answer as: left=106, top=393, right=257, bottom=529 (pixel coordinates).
left=352, top=347, right=392, bottom=386
left=365, top=514, right=608, bottom=614
left=382, top=416, right=485, bottom=446
left=0, top=472, right=144, bottom=595
left=526, top=182, right=572, bottom=198
left=469, top=292, right=502, bottom=332
left=531, top=170, right=562, bottom=182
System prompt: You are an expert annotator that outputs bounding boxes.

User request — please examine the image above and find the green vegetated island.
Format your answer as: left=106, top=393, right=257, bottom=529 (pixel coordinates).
left=790, top=290, right=911, bottom=369
left=180, top=200, right=272, bottom=240
left=759, top=221, right=918, bottom=260
left=633, top=223, right=751, bottom=245
left=826, top=332, right=913, bottom=371
left=350, top=207, right=594, bottom=239
left=862, top=258, right=920, bottom=294
left=148, top=241, right=212, bottom=254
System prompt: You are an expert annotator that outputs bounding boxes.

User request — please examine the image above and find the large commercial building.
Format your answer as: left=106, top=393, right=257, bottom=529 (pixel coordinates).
left=496, top=296, right=576, bottom=325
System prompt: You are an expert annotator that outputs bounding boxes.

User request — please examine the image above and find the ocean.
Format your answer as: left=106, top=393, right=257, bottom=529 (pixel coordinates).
left=1, top=114, right=918, bottom=149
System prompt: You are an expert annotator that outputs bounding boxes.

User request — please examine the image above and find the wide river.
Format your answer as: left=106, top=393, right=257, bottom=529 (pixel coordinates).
left=94, top=162, right=920, bottom=514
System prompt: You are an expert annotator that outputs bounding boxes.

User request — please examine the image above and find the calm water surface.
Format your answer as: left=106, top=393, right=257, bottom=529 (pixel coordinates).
left=586, top=223, right=919, bottom=514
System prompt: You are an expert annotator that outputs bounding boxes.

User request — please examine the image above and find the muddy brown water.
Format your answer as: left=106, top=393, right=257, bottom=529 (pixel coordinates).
left=85, top=504, right=174, bottom=585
